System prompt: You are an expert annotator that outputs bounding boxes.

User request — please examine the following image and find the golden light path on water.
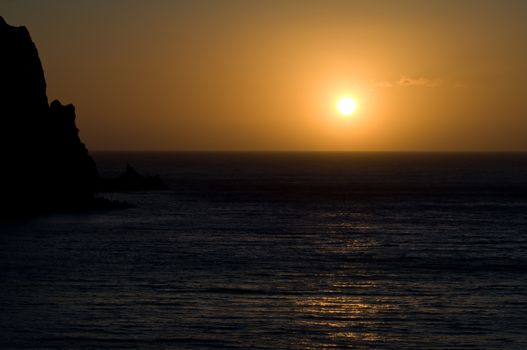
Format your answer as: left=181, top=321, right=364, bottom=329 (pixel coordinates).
left=291, top=216, right=394, bottom=348
left=296, top=295, right=389, bottom=346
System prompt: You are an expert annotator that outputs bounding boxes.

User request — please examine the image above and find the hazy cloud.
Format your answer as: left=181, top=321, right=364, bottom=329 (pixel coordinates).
left=398, top=76, right=440, bottom=87
left=373, top=81, right=393, bottom=88
left=373, top=76, right=441, bottom=89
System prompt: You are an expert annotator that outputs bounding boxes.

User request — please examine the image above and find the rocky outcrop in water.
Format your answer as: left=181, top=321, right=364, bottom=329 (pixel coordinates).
left=97, top=164, right=169, bottom=192
left=0, top=16, right=99, bottom=217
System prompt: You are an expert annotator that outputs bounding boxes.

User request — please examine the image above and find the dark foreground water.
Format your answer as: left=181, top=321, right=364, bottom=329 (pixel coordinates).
left=1, top=152, right=527, bottom=349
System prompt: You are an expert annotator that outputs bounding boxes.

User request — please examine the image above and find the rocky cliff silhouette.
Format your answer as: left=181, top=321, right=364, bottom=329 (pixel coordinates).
left=0, top=17, right=100, bottom=218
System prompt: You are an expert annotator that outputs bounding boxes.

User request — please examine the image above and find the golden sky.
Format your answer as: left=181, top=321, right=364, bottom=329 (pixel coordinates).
left=2, top=0, right=527, bottom=151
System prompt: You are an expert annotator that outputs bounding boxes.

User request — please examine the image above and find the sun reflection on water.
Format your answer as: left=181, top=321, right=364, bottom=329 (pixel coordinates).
left=295, top=293, right=395, bottom=346
left=291, top=217, right=394, bottom=348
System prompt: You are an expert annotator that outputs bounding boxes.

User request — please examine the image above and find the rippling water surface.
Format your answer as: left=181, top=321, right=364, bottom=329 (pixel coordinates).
left=1, top=152, right=527, bottom=349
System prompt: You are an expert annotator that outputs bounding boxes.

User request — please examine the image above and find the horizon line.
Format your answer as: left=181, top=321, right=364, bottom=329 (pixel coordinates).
left=90, top=149, right=527, bottom=153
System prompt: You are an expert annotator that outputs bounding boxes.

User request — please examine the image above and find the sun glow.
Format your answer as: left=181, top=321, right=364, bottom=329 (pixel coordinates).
left=336, top=97, right=357, bottom=116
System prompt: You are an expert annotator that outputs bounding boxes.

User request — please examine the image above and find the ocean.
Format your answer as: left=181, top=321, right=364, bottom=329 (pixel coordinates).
left=1, top=152, right=526, bottom=349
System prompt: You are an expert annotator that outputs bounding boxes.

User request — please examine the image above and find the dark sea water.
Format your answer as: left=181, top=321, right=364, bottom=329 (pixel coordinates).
left=1, top=152, right=527, bottom=349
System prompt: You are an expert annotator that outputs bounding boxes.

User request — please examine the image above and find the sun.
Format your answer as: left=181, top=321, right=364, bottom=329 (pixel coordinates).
left=336, top=97, right=357, bottom=116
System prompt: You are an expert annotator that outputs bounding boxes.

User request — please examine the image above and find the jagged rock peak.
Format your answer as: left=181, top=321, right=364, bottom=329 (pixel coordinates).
left=0, top=16, right=48, bottom=116
left=0, top=16, right=98, bottom=218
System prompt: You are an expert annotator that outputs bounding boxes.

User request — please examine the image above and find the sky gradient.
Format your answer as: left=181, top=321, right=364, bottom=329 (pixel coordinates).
left=2, top=0, right=527, bottom=151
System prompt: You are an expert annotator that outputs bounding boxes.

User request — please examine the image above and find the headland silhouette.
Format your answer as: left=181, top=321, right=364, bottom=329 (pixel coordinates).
left=0, top=17, right=166, bottom=219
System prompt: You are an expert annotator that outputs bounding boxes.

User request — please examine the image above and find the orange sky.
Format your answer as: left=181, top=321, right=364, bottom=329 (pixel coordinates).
left=2, top=1, right=527, bottom=151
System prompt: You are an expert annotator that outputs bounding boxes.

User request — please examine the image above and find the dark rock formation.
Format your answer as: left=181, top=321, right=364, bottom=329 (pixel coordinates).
left=0, top=17, right=100, bottom=218
left=98, top=164, right=169, bottom=192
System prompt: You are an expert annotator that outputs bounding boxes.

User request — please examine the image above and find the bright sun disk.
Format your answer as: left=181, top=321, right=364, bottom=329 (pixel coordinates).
left=337, top=97, right=357, bottom=116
